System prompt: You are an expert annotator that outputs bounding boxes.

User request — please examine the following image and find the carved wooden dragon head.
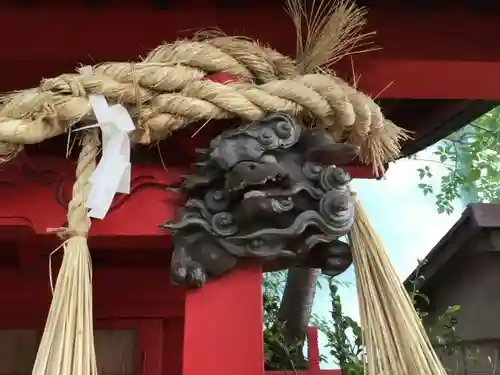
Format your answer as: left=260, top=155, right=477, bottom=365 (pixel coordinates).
left=163, top=114, right=358, bottom=287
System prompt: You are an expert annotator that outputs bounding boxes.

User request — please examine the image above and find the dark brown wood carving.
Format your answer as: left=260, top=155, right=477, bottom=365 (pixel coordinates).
left=163, top=114, right=358, bottom=288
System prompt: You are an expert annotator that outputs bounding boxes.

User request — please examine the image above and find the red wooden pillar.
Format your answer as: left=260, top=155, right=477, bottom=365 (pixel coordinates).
left=307, top=327, right=320, bottom=372
left=183, top=267, right=264, bottom=375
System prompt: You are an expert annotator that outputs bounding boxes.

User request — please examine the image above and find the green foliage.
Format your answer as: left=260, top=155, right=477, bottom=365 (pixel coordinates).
left=313, top=279, right=364, bottom=375
left=314, top=266, right=461, bottom=374
left=406, top=258, right=431, bottom=316
left=429, top=305, right=462, bottom=356
left=263, top=271, right=308, bottom=370
left=416, top=106, right=500, bottom=213
left=406, top=259, right=463, bottom=354
left=263, top=271, right=326, bottom=370
left=262, top=261, right=463, bottom=373
left=262, top=272, right=288, bottom=368
left=263, top=272, right=285, bottom=330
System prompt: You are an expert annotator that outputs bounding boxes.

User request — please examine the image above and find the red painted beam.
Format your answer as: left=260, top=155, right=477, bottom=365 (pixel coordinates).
left=0, top=156, right=375, bottom=240
left=0, top=156, right=182, bottom=238
left=0, top=269, right=184, bottom=320
left=340, top=59, right=500, bottom=100
left=1, top=8, right=499, bottom=61
left=0, top=8, right=499, bottom=98
left=4, top=58, right=500, bottom=100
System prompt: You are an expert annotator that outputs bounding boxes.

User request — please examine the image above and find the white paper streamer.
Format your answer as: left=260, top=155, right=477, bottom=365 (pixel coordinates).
left=79, top=66, right=134, bottom=219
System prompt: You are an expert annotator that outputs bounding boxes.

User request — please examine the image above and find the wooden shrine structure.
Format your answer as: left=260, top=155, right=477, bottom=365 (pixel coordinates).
left=0, top=0, right=499, bottom=375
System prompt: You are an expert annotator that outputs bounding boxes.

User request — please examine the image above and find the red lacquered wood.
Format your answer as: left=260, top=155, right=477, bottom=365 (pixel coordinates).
left=0, top=269, right=184, bottom=320
left=183, top=267, right=265, bottom=375
left=338, top=58, right=500, bottom=99
left=0, top=155, right=375, bottom=241
left=0, top=8, right=498, bottom=98
left=163, top=318, right=184, bottom=375
left=0, top=156, right=182, bottom=240
left=0, top=8, right=498, bottom=62
left=307, top=327, right=320, bottom=371
left=138, top=320, right=165, bottom=375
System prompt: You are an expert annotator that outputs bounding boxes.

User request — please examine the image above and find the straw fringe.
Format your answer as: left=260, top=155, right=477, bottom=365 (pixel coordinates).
left=349, top=196, right=448, bottom=375
left=32, top=130, right=99, bottom=375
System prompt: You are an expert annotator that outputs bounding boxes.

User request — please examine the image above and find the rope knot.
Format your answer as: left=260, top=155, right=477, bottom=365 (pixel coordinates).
left=41, top=75, right=87, bottom=97
left=47, top=227, right=89, bottom=240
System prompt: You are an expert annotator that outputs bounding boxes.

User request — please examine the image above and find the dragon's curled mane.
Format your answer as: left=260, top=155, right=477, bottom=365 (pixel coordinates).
left=164, top=114, right=358, bottom=287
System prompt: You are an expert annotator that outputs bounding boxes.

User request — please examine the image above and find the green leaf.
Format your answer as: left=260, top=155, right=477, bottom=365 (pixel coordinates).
left=469, top=168, right=481, bottom=181
left=417, top=168, right=425, bottom=179
left=420, top=294, right=431, bottom=305
left=447, top=305, right=461, bottom=313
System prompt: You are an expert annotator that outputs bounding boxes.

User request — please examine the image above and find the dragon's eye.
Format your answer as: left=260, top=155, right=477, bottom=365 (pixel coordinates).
left=275, top=121, right=292, bottom=139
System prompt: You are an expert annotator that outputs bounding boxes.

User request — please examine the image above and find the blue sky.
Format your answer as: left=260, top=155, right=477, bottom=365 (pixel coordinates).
left=314, top=145, right=466, bottom=368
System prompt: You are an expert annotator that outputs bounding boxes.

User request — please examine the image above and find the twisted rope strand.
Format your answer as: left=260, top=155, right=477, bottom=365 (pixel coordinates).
left=66, top=129, right=99, bottom=237
left=145, top=37, right=299, bottom=82
left=0, top=36, right=407, bottom=172
left=32, top=129, right=99, bottom=375
left=0, top=74, right=388, bottom=142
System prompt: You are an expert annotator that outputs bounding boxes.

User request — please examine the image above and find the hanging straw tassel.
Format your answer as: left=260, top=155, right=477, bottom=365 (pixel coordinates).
left=349, top=195, right=448, bottom=375
left=32, top=130, right=99, bottom=375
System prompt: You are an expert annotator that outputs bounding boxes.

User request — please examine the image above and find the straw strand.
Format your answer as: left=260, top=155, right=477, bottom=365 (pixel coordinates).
left=349, top=197, right=448, bottom=375
left=32, top=130, right=99, bottom=375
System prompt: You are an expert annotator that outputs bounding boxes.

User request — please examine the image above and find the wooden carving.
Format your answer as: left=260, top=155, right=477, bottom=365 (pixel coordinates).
left=163, top=114, right=358, bottom=287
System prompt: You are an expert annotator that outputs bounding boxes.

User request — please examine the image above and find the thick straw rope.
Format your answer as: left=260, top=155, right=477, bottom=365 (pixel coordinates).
left=0, top=37, right=406, bottom=174
left=33, top=130, right=99, bottom=375
left=350, top=197, right=448, bottom=375
left=0, top=11, right=426, bottom=374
